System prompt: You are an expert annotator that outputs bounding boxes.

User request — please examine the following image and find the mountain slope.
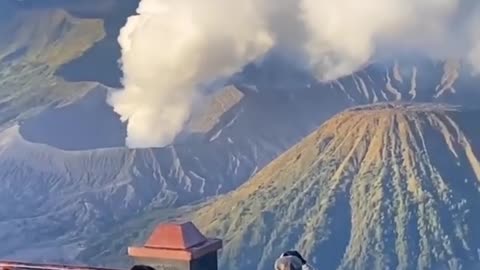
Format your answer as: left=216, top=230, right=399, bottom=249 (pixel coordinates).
left=0, top=9, right=104, bottom=67
left=4, top=2, right=480, bottom=267
left=0, top=6, right=350, bottom=262
left=242, top=56, right=480, bottom=108
left=5, top=55, right=480, bottom=266
left=0, top=77, right=348, bottom=260
left=189, top=103, right=480, bottom=270
left=0, top=6, right=105, bottom=128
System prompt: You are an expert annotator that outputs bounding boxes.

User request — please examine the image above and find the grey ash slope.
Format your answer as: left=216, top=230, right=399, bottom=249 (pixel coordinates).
left=0, top=58, right=350, bottom=263
left=0, top=2, right=333, bottom=261
left=191, top=103, right=480, bottom=270
left=5, top=55, right=480, bottom=265
left=19, top=88, right=126, bottom=150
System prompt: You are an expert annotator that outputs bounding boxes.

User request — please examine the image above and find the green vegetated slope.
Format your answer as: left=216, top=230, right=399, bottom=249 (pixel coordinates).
left=189, top=103, right=480, bottom=270
left=75, top=103, right=480, bottom=270
left=0, top=7, right=105, bottom=127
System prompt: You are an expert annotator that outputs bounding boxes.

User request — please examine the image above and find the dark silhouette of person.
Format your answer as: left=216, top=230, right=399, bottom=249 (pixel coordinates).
left=278, top=250, right=314, bottom=270
left=130, top=265, right=156, bottom=270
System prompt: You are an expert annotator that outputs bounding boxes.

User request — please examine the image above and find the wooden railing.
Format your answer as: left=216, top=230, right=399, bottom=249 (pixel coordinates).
left=0, top=261, right=120, bottom=270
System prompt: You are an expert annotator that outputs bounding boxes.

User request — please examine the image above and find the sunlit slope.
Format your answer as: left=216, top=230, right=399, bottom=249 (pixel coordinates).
left=0, top=9, right=104, bottom=66
left=0, top=8, right=105, bottom=126
left=193, top=103, right=480, bottom=270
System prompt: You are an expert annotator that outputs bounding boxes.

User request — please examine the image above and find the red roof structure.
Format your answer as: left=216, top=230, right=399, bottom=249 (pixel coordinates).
left=128, top=221, right=222, bottom=261
left=144, top=221, right=207, bottom=250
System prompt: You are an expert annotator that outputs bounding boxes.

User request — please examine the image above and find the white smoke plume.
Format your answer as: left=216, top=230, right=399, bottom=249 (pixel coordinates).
left=300, top=0, right=480, bottom=80
left=109, top=0, right=274, bottom=148
left=111, top=0, right=480, bottom=148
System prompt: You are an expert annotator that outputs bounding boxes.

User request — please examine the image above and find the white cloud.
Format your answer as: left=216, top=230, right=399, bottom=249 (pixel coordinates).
left=109, top=0, right=273, bottom=148
left=111, top=0, right=480, bottom=148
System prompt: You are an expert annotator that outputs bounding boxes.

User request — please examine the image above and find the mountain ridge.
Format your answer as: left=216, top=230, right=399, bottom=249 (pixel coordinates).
left=53, top=103, right=480, bottom=270
left=189, top=103, right=480, bottom=270
left=3, top=3, right=480, bottom=269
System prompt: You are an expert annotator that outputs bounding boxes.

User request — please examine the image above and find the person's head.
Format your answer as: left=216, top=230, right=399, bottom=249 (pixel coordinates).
left=280, top=250, right=307, bottom=265
left=274, top=255, right=303, bottom=270
left=130, top=265, right=156, bottom=270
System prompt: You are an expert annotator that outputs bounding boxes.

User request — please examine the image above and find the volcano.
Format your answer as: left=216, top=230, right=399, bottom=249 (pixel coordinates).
left=4, top=2, right=480, bottom=266
left=190, top=103, right=480, bottom=270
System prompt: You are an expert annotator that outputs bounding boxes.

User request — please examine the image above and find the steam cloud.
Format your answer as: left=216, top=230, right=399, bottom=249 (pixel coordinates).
left=110, top=0, right=480, bottom=148
left=109, top=0, right=274, bottom=148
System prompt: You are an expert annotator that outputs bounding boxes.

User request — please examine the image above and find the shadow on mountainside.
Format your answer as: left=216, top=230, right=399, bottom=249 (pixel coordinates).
left=53, top=0, right=139, bottom=88
left=19, top=88, right=127, bottom=150
left=7, top=0, right=139, bottom=87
